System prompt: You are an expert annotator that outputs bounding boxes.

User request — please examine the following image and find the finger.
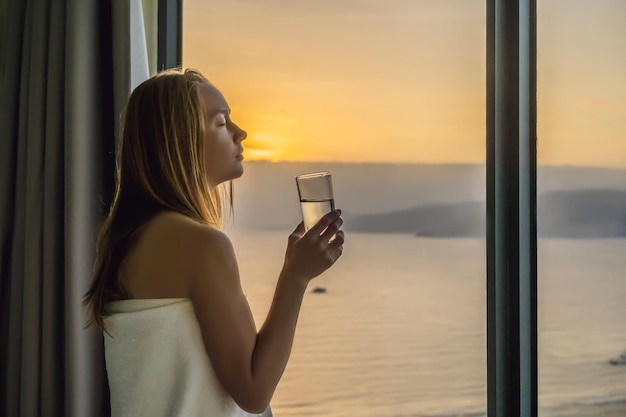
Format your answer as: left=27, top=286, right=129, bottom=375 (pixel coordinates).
left=309, top=209, right=341, bottom=236
left=320, top=217, right=343, bottom=240
left=328, top=230, right=345, bottom=247
left=330, top=245, right=344, bottom=262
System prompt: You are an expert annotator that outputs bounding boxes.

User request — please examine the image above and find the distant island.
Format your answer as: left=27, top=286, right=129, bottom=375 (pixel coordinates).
left=345, top=189, right=626, bottom=238
left=230, top=161, right=626, bottom=238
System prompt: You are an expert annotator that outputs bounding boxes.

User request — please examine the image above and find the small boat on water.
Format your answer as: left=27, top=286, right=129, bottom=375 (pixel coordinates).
left=609, top=351, right=626, bottom=366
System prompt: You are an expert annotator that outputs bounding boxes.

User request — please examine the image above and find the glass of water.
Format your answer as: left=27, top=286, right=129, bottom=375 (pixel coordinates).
left=295, top=171, right=335, bottom=231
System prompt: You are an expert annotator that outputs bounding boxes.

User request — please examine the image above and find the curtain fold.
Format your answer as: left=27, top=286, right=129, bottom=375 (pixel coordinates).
left=65, top=1, right=114, bottom=415
left=142, top=0, right=159, bottom=75
left=40, top=1, right=66, bottom=414
left=0, top=0, right=150, bottom=415
left=130, top=0, right=151, bottom=89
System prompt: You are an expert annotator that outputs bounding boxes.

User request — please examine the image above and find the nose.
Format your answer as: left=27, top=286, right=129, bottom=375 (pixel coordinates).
left=233, top=123, right=247, bottom=142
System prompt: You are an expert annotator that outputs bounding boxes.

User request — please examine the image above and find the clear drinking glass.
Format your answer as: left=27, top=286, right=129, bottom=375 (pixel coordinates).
left=295, top=171, right=335, bottom=231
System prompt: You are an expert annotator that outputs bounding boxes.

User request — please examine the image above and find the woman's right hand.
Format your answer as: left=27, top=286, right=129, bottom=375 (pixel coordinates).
left=281, top=209, right=344, bottom=286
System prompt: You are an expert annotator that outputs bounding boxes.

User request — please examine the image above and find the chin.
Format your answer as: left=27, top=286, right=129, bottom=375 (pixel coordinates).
left=235, top=162, right=245, bottom=176
left=228, top=165, right=245, bottom=181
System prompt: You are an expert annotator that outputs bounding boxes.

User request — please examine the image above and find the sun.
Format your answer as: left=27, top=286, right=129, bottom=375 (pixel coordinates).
left=245, top=148, right=282, bottom=162
left=242, top=132, right=287, bottom=162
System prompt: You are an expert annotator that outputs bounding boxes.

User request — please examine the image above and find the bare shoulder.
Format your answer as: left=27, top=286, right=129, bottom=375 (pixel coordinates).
left=118, top=211, right=235, bottom=299
left=149, top=211, right=230, bottom=248
left=152, top=211, right=239, bottom=282
left=148, top=211, right=237, bottom=272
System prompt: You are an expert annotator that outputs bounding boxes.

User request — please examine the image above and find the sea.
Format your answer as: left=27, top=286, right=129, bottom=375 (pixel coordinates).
left=228, top=231, right=626, bottom=417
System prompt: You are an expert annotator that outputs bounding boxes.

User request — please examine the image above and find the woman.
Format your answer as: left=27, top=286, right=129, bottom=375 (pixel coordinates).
left=84, top=68, right=345, bottom=416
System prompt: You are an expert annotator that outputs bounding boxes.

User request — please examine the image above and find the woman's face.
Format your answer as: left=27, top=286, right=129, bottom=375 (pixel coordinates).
left=198, top=83, right=247, bottom=189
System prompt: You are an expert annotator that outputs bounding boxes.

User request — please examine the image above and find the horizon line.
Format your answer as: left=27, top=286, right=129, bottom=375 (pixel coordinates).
left=243, top=159, right=626, bottom=171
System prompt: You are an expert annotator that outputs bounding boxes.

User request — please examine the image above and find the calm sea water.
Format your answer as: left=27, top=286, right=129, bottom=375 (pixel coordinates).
left=229, top=231, right=626, bottom=417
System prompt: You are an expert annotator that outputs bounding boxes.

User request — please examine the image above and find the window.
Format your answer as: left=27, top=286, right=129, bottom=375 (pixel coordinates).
left=537, top=1, right=626, bottom=416
left=184, top=1, right=487, bottom=415
left=175, top=0, right=626, bottom=416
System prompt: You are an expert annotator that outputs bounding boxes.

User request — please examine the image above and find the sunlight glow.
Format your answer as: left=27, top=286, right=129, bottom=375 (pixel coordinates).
left=244, top=148, right=280, bottom=162
left=243, top=132, right=289, bottom=162
left=184, top=0, right=626, bottom=168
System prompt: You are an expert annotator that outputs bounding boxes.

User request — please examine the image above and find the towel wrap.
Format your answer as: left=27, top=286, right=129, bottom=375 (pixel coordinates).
left=104, top=298, right=265, bottom=417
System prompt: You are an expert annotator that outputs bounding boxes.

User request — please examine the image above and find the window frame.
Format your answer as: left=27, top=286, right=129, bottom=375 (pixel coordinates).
left=157, top=0, right=182, bottom=70
left=486, top=1, right=538, bottom=416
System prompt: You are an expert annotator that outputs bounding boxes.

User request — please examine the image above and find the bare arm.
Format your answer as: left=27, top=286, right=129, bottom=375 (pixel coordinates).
left=188, top=210, right=344, bottom=414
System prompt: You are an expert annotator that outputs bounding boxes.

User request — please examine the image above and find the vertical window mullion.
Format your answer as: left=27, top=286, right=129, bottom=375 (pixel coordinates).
left=487, top=0, right=537, bottom=416
left=518, top=0, right=538, bottom=416
left=157, top=0, right=182, bottom=70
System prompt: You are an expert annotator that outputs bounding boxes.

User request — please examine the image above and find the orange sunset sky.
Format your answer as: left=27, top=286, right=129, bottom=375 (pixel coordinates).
left=183, top=0, right=626, bottom=168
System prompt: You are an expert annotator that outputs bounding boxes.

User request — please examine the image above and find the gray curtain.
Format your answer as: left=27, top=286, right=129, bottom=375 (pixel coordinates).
left=0, top=2, right=274, bottom=416
left=0, top=0, right=135, bottom=415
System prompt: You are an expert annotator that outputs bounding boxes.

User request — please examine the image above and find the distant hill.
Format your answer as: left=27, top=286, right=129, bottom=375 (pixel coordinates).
left=230, top=161, right=487, bottom=231
left=229, top=161, right=626, bottom=237
left=345, top=189, right=626, bottom=238
left=346, top=201, right=485, bottom=236
left=538, top=189, right=626, bottom=238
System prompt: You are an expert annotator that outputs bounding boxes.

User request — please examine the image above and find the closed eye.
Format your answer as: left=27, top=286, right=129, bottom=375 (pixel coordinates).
left=213, top=110, right=231, bottom=128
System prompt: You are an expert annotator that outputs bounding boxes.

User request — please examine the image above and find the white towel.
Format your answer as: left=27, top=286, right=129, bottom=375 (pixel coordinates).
left=104, top=298, right=265, bottom=417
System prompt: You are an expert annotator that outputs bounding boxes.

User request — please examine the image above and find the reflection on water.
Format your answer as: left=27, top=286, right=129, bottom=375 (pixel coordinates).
left=231, top=232, right=626, bottom=417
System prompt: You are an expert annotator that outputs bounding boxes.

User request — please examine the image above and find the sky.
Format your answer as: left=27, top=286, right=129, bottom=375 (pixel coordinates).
left=183, top=0, right=626, bottom=168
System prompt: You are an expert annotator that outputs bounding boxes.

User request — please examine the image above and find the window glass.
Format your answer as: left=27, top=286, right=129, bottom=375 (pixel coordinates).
left=538, top=1, right=626, bottom=416
left=184, top=1, right=487, bottom=415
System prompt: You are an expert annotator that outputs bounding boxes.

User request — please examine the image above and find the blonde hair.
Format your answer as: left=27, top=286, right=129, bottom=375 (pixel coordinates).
left=84, top=68, right=233, bottom=329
